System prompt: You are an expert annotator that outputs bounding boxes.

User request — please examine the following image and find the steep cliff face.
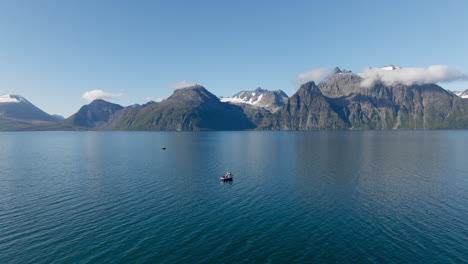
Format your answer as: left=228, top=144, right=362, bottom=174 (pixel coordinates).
left=324, top=74, right=462, bottom=129
left=261, top=82, right=348, bottom=130
left=104, top=85, right=256, bottom=131
left=262, top=72, right=468, bottom=130
left=235, top=103, right=271, bottom=127
left=318, top=72, right=364, bottom=98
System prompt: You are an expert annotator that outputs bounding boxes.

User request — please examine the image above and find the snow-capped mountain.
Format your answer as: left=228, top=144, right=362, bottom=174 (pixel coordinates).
left=452, top=89, right=468, bottom=98
left=0, top=94, right=26, bottom=103
left=379, top=65, right=401, bottom=71
left=0, top=94, right=62, bottom=122
left=221, top=87, right=288, bottom=112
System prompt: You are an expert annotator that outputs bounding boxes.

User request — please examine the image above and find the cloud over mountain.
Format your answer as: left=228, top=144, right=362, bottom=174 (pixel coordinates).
left=81, top=90, right=124, bottom=102
left=142, top=97, right=163, bottom=102
left=169, top=81, right=197, bottom=90
left=294, top=68, right=336, bottom=84
left=359, top=65, right=468, bottom=87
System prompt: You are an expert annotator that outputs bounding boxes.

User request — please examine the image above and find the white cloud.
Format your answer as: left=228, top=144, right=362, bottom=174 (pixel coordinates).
left=169, top=80, right=197, bottom=89
left=0, top=94, right=20, bottom=103
left=294, top=68, right=336, bottom=85
left=142, top=97, right=163, bottom=102
left=81, top=90, right=124, bottom=102
left=359, top=65, right=468, bottom=87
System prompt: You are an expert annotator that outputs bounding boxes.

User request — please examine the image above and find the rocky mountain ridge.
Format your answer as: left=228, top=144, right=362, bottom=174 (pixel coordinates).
left=103, top=85, right=256, bottom=131
left=452, top=89, right=468, bottom=98
left=261, top=69, right=468, bottom=130
left=64, top=99, right=124, bottom=128
left=2, top=70, right=468, bottom=131
left=220, top=87, right=288, bottom=112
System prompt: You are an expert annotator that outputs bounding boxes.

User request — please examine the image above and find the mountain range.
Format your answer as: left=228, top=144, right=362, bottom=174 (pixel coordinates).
left=103, top=85, right=256, bottom=131
left=2, top=67, right=468, bottom=131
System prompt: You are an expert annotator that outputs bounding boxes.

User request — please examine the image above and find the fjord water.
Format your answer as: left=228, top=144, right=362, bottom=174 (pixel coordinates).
left=0, top=131, right=467, bottom=263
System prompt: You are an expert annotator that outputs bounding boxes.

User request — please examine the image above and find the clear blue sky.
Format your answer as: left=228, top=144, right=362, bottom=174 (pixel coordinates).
left=1, top=0, right=467, bottom=117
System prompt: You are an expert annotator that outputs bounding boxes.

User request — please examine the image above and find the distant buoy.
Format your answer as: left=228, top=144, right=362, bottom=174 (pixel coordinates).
left=161, top=147, right=166, bottom=150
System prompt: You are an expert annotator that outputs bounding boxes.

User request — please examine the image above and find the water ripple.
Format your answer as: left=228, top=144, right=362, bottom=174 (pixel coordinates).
left=0, top=131, right=467, bottom=263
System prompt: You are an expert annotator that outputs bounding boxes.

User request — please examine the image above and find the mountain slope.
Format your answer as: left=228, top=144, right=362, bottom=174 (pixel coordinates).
left=0, top=94, right=62, bottom=122
left=262, top=70, right=468, bottom=130
left=104, top=85, right=256, bottom=131
left=128, top=100, right=159, bottom=108
left=260, top=82, right=348, bottom=130
left=64, top=99, right=123, bottom=128
left=0, top=94, right=63, bottom=130
left=321, top=72, right=464, bottom=129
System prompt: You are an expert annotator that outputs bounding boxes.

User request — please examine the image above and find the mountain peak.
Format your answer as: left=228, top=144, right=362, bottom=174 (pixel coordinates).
left=300, top=81, right=318, bottom=88
left=169, top=85, right=220, bottom=104
left=89, top=99, right=113, bottom=105
left=297, top=81, right=322, bottom=96
left=221, top=87, right=289, bottom=112
left=332, top=67, right=342, bottom=74
left=0, top=94, right=61, bottom=124
left=379, top=65, right=401, bottom=71
left=65, top=100, right=123, bottom=127
left=177, top=84, right=204, bottom=90
left=452, top=88, right=468, bottom=98
left=255, top=87, right=268, bottom=93
left=142, top=100, right=158, bottom=107
left=0, top=94, right=26, bottom=103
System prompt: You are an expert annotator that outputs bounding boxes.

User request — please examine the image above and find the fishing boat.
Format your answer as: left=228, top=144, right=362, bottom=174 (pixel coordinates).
left=220, top=171, right=233, bottom=181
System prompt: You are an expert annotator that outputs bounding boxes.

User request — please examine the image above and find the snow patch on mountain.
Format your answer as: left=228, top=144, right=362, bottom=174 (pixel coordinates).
left=452, top=89, right=468, bottom=98
left=221, top=89, right=265, bottom=106
left=0, top=94, right=21, bottom=103
left=221, top=87, right=288, bottom=112
left=220, top=97, right=246, bottom=104
left=379, top=65, right=401, bottom=71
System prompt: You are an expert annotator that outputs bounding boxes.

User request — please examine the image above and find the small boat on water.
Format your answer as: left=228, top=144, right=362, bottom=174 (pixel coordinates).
left=220, top=171, right=233, bottom=181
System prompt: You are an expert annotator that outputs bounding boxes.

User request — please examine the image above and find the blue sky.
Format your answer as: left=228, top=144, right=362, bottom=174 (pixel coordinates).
left=1, top=0, right=468, bottom=117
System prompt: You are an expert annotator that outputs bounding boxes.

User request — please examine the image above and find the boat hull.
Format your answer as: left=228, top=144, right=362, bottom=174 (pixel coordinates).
left=220, top=177, right=233, bottom=181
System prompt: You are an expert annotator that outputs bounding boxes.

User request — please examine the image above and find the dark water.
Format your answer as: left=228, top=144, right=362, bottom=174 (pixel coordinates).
left=0, top=131, right=467, bottom=263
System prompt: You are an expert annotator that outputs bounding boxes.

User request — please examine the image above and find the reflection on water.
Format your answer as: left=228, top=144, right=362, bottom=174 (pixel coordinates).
left=0, top=131, right=467, bottom=264
left=220, top=180, right=233, bottom=186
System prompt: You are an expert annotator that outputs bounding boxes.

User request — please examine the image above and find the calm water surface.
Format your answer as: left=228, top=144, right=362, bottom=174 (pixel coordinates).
left=0, top=131, right=467, bottom=263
